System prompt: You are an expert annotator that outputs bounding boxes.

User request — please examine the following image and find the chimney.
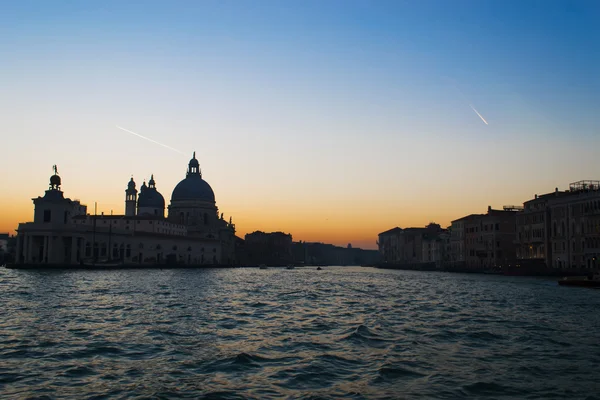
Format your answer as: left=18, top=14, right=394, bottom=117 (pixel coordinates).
left=555, top=187, right=558, bottom=193
left=488, top=205, right=491, bottom=212
left=535, top=194, right=538, bottom=199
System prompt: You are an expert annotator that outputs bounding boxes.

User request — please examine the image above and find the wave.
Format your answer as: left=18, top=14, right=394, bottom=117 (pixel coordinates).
left=376, top=364, right=427, bottom=380
left=2, top=266, right=600, bottom=398
left=461, top=381, right=527, bottom=396
left=202, top=352, right=301, bottom=373
left=61, top=365, right=96, bottom=377
left=339, top=325, right=396, bottom=348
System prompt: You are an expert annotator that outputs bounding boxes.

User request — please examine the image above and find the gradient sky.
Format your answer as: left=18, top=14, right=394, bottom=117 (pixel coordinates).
left=1, top=0, right=599, bottom=249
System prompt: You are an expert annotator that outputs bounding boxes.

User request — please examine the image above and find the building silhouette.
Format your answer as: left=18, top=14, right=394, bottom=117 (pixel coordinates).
left=515, top=188, right=569, bottom=267
left=244, top=231, right=293, bottom=265
left=15, top=154, right=236, bottom=266
left=462, top=206, right=520, bottom=269
left=378, top=223, right=446, bottom=266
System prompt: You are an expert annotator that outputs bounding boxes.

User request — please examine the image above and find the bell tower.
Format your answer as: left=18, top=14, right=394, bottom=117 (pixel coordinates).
left=125, top=177, right=137, bottom=216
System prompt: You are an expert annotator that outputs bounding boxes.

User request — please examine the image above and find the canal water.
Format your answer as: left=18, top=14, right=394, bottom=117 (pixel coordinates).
left=1, top=266, right=599, bottom=399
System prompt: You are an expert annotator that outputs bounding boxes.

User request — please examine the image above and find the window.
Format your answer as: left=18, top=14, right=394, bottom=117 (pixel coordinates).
left=43, top=210, right=51, bottom=222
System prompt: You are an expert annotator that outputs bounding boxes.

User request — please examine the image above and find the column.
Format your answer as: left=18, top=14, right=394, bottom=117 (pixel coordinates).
left=16, top=235, right=22, bottom=264
left=43, top=236, right=48, bottom=263
left=27, top=235, right=33, bottom=263
left=71, top=237, right=78, bottom=264
left=47, top=236, right=54, bottom=264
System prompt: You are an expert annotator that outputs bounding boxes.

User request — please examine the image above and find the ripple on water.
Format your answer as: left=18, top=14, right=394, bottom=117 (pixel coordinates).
left=0, top=266, right=599, bottom=399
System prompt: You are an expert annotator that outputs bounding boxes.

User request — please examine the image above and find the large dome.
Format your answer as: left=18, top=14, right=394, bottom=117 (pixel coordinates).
left=171, top=152, right=215, bottom=203
left=171, top=174, right=215, bottom=202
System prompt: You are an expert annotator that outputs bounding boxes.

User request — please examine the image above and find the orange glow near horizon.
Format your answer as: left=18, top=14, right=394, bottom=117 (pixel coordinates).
left=1, top=167, right=551, bottom=251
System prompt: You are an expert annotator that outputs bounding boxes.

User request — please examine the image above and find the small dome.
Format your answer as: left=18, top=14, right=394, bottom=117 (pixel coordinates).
left=50, top=174, right=61, bottom=187
left=127, top=177, right=136, bottom=190
left=138, top=188, right=165, bottom=208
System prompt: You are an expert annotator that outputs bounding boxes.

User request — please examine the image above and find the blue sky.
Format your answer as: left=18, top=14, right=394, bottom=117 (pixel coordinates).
left=1, top=0, right=599, bottom=247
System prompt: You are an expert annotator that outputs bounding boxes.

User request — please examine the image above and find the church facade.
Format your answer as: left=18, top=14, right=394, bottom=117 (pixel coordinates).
left=15, top=154, right=237, bottom=266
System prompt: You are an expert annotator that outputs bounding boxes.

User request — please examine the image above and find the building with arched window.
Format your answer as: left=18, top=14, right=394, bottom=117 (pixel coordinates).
left=15, top=155, right=237, bottom=267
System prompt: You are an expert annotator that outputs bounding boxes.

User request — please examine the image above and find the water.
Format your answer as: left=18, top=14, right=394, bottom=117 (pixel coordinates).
left=1, top=266, right=599, bottom=399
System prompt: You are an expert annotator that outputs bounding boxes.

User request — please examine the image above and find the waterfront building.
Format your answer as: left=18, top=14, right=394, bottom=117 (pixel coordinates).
left=378, top=223, right=443, bottom=265
left=422, top=229, right=450, bottom=267
left=0, top=233, right=9, bottom=253
left=463, top=206, right=520, bottom=269
left=450, top=216, right=474, bottom=267
left=244, top=231, right=293, bottom=265
left=292, top=241, right=380, bottom=266
left=378, top=227, right=403, bottom=264
left=515, top=189, right=569, bottom=267
left=15, top=155, right=237, bottom=266
left=0, top=233, right=9, bottom=263
left=548, top=181, right=600, bottom=269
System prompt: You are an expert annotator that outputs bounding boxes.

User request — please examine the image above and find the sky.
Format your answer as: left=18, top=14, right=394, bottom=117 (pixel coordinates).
left=1, top=0, right=599, bottom=249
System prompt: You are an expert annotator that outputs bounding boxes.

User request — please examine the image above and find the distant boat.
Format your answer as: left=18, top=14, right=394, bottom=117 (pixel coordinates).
left=558, top=273, right=600, bottom=288
left=82, top=259, right=123, bottom=268
left=286, top=265, right=295, bottom=270
left=259, top=264, right=268, bottom=269
left=317, top=266, right=322, bottom=270
left=483, top=269, right=502, bottom=275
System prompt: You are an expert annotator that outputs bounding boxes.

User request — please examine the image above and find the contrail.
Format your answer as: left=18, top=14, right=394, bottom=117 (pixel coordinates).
left=444, top=77, right=490, bottom=126
left=469, top=104, right=489, bottom=125
left=116, top=125, right=185, bottom=154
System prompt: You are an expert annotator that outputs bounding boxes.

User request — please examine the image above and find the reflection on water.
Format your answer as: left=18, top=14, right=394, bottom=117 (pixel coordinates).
left=1, top=267, right=599, bottom=398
